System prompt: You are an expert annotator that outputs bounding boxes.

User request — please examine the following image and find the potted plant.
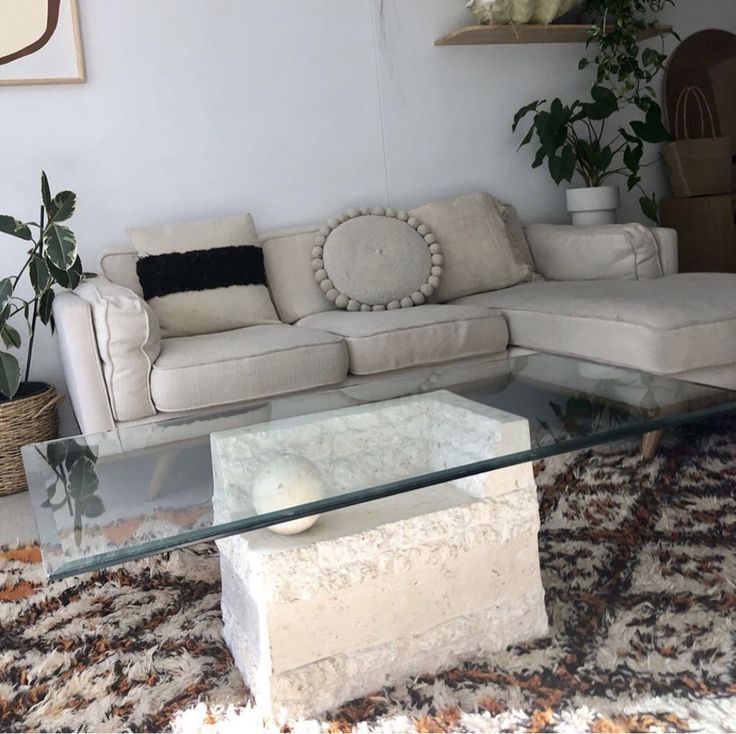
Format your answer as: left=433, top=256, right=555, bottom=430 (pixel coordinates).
left=0, top=172, right=87, bottom=496
left=512, top=0, right=675, bottom=223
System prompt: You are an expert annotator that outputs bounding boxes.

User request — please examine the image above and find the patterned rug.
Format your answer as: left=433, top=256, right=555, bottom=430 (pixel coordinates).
left=2, top=417, right=736, bottom=732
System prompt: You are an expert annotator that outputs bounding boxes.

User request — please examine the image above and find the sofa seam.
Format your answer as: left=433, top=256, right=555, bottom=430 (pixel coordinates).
left=300, top=312, right=503, bottom=341
left=486, top=304, right=736, bottom=332
left=152, top=337, right=345, bottom=372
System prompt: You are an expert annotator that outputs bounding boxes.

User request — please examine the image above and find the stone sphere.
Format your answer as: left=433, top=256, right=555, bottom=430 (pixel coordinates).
left=251, top=454, right=327, bottom=535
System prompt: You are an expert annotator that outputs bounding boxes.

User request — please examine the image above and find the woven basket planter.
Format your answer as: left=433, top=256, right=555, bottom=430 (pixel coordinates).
left=0, top=383, right=60, bottom=496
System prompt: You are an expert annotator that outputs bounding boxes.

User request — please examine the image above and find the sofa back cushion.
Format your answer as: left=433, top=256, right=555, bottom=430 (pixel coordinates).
left=261, top=224, right=337, bottom=323
left=410, top=192, right=535, bottom=302
left=100, top=250, right=143, bottom=296
left=75, top=277, right=160, bottom=423
left=524, top=223, right=663, bottom=281
left=129, top=214, right=280, bottom=338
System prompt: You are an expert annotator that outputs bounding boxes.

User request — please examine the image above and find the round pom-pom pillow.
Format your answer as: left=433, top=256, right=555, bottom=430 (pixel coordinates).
left=312, top=207, right=442, bottom=312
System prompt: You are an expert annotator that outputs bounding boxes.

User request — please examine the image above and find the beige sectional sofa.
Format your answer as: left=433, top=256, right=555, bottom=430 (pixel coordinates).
left=54, top=194, right=736, bottom=436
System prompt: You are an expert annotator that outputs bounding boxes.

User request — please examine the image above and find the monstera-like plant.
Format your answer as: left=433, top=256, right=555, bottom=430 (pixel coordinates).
left=0, top=172, right=86, bottom=399
left=512, top=0, right=676, bottom=223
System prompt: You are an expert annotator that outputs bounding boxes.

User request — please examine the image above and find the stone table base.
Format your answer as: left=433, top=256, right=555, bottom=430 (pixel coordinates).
left=213, top=392, right=548, bottom=717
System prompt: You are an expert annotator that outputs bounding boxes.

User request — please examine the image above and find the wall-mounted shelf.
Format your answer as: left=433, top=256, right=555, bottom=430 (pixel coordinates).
left=435, top=24, right=672, bottom=46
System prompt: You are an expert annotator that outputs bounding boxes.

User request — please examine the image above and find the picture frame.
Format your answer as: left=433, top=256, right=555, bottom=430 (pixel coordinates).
left=0, top=0, right=86, bottom=86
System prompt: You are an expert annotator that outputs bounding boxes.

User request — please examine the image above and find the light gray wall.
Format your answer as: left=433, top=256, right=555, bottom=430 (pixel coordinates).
left=0, top=0, right=733, bottom=431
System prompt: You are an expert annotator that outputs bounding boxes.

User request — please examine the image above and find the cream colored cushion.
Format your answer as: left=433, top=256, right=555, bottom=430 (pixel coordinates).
left=128, top=214, right=258, bottom=256
left=498, top=201, right=536, bottom=270
left=74, top=277, right=161, bottom=422
left=524, top=224, right=663, bottom=280
left=150, top=325, right=348, bottom=412
left=410, top=192, right=534, bottom=302
left=261, top=225, right=335, bottom=323
left=452, top=273, right=736, bottom=375
left=129, top=213, right=280, bottom=338
left=297, top=304, right=508, bottom=375
left=100, top=250, right=143, bottom=296
left=315, top=209, right=439, bottom=310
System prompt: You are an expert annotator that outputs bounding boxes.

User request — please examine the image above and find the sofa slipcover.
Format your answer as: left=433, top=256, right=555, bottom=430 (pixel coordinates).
left=297, top=304, right=508, bottom=375
left=150, top=325, right=348, bottom=412
left=452, top=273, right=736, bottom=375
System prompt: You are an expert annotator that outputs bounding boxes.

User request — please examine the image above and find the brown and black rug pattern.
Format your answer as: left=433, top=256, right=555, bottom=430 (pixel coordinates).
left=3, top=417, right=736, bottom=732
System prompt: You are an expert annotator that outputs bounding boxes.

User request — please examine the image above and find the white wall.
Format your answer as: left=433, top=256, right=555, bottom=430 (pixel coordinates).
left=0, top=0, right=733, bottom=431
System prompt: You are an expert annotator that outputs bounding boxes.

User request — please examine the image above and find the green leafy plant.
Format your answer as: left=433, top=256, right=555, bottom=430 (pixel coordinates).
left=37, top=438, right=102, bottom=548
left=512, top=0, right=676, bottom=222
left=0, top=172, right=87, bottom=399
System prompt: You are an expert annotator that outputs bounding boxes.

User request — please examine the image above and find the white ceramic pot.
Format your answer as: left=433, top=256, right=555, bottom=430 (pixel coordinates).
left=566, top=186, right=620, bottom=226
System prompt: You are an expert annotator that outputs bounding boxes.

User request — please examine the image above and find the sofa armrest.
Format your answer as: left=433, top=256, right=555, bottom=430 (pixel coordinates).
left=650, top=227, right=678, bottom=276
left=53, top=291, right=116, bottom=434
left=523, top=223, right=666, bottom=281
left=73, top=277, right=161, bottom=423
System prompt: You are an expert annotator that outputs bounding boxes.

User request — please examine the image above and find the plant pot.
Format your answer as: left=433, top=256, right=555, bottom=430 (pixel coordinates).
left=0, top=382, right=60, bottom=496
left=566, top=186, right=620, bottom=226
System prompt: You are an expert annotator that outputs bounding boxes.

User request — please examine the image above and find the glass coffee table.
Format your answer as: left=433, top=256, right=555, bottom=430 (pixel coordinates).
left=22, top=352, right=736, bottom=582
left=22, top=352, right=736, bottom=717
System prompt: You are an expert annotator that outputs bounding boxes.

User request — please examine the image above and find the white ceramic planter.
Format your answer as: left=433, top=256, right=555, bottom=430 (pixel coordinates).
left=566, top=186, right=620, bottom=226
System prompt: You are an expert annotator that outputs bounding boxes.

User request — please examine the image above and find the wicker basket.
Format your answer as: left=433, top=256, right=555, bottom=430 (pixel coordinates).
left=0, top=383, right=60, bottom=496
left=662, top=85, right=733, bottom=198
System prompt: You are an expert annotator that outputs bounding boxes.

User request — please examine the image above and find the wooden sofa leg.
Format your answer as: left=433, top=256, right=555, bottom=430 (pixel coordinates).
left=640, top=430, right=664, bottom=460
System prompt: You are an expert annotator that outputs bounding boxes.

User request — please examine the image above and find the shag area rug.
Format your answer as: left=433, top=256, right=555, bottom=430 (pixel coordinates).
left=2, top=418, right=736, bottom=732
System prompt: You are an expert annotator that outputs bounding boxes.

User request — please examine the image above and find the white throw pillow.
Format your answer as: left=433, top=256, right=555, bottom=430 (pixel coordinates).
left=129, top=213, right=280, bottom=338
left=410, top=192, right=535, bottom=302
left=313, top=207, right=441, bottom=311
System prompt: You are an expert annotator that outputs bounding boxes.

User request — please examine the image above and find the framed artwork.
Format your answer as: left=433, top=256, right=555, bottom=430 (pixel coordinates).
left=0, top=0, right=85, bottom=86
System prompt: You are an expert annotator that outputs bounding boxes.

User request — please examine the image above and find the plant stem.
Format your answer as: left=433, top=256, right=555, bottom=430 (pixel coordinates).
left=24, top=205, right=44, bottom=385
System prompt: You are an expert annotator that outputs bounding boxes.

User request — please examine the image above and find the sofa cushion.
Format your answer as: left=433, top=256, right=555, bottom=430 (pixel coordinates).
left=130, top=214, right=280, bottom=338
left=296, top=305, right=508, bottom=375
left=315, top=209, right=440, bottom=310
left=451, top=273, right=736, bottom=375
left=100, top=250, right=143, bottom=296
left=74, top=277, right=161, bottom=422
left=261, top=225, right=336, bottom=323
left=410, top=192, right=534, bottom=302
left=524, top=223, right=663, bottom=281
left=150, top=325, right=348, bottom=412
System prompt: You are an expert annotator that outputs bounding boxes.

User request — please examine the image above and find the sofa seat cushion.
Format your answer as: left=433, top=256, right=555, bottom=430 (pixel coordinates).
left=296, top=305, right=508, bottom=375
left=451, top=273, right=736, bottom=375
left=150, top=325, right=348, bottom=412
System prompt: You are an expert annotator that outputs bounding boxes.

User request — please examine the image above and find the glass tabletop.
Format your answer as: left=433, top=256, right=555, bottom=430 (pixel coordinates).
left=22, top=353, right=736, bottom=580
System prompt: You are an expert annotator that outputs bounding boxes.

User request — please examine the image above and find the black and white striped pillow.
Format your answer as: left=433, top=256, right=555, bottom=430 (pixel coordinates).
left=130, top=214, right=280, bottom=338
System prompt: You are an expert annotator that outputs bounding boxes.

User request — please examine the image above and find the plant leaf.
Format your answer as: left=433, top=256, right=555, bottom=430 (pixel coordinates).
left=81, top=494, right=105, bottom=518
left=30, top=257, right=52, bottom=295
left=0, top=278, right=12, bottom=314
left=0, top=215, right=32, bottom=241
left=639, top=195, right=659, bottom=224
left=47, top=441, right=68, bottom=467
left=67, top=456, right=99, bottom=499
left=39, top=289, right=55, bottom=326
left=1, top=324, right=21, bottom=350
left=44, top=223, right=77, bottom=271
left=512, top=100, right=543, bottom=132
left=41, top=171, right=53, bottom=215
left=0, top=350, right=20, bottom=399
left=49, top=191, right=76, bottom=223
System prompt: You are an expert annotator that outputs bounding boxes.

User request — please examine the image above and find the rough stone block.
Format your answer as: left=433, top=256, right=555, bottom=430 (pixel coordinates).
left=212, top=392, right=548, bottom=717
